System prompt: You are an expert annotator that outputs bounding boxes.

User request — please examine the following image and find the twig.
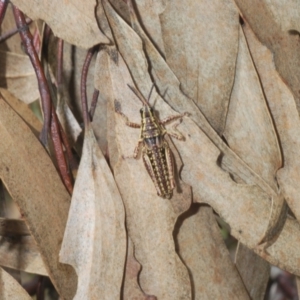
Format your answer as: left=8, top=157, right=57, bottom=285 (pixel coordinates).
left=50, top=108, right=73, bottom=194
left=42, top=26, right=73, bottom=194
left=0, top=0, right=9, bottom=26
left=89, top=88, right=99, bottom=121
left=13, top=5, right=51, bottom=146
left=0, top=18, right=32, bottom=43
left=57, top=38, right=64, bottom=87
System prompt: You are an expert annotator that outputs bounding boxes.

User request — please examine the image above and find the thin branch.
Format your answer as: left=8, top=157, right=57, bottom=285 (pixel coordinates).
left=41, top=26, right=73, bottom=194
left=57, top=38, right=64, bottom=87
left=0, top=0, right=9, bottom=26
left=13, top=5, right=51, bottom=146
left=0, top=18, right=32, bottom=43
left=50, top=108, right=73, bottom=194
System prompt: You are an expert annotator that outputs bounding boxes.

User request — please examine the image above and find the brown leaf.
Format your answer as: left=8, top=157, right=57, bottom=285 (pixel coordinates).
left=102, top=0, right=300, bottom=276
left=94, top=47, right=118, bottom=165
left=103, top=0, right=284, bottom=245
left=0, top=88, right=42, bottom=136
left=10, top=0, right=109, bottom=48
left=242, top=22, right=300, bottom=225
left=222, top=26, right=286, bottom=246
left=160, top=0, right=239, bottom=134
left=0, top=217, right=29, bottom=235
left=0, top=97, right=77, bottom=299
left=176, top=205, right=250, bottom=299
left=56, top=91, right=82, bottom=146
left=0, top=235, right=47, bottom=275
left=0, top=50, right=39, bottom=104
left=235, top=243, right=270, bottom=300
left=234, top=0, right=300, bottom=114
left=60, top=125, right=126, bottom=299
left=0, top=267, right=31, bottom=300
left=134, top=0, right=167, bottom=55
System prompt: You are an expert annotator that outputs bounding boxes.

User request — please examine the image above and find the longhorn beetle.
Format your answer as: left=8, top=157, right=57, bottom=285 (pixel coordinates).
left=116, top=84, right=187, bottom=199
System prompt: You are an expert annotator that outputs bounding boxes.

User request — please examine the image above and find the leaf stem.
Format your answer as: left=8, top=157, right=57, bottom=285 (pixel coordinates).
left=12, top=5, right=51, bottom=146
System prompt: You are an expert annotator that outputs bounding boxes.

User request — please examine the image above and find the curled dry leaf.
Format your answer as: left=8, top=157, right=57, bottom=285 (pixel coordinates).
left=0, top=50, right=39, bottom=104
left=176, top=205, right=250, bottom=299
left=60, top=125, right=126, bottom=300
left=10, top=0, right=109, bottom=48
left=242, top=23, right=300, bottom=223
left=0, top=267, right=31, bottom=300
left=102, top=0, right=300, bottom=275
left=223, top=25, right=286, bottom=245
left=0, top=235, right=47, bottom=275
left=0, top=97, right=77, bottom=299
left=96, top=47, right=192, bottom=298
left=160, top=0, right=239, bottom=134
left=234, top=0, right=300, bottom=114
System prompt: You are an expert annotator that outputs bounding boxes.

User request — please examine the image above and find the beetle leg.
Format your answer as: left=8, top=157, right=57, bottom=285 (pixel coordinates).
left=164, top=143, right=175, bottom=190
left=115, top=110, right=141, bottom=128
left=166, top=118, right=185, bottom=140
left=159, top=112, right=189, bottom=125
left=142, top=150, right=163, bottom=197
left=133, top=139, right=143, bottom=158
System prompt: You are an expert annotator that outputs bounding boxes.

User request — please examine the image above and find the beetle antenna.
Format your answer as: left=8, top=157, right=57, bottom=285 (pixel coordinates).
left=127, top=84, right=150, bottom=106
left=147, top=83, right=155, bottom=102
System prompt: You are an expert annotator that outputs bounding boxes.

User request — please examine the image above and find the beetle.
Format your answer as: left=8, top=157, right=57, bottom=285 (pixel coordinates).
left=115, top=84, right=187, bottom=199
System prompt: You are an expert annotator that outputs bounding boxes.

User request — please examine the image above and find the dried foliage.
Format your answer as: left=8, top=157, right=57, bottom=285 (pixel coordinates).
left=0, top=0, right=299, bottom=299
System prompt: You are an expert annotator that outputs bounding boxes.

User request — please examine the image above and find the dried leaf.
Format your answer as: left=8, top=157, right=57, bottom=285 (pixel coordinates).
left=222, top=26, right=286, bottom=246
left=224, top=26, right=282, bottom=189
left=103, top=0, right=284, bottom=244
left=234, top=0, right=300, bottom=114
left=242, top=22, right=300, bottom=224
left=56, top=91, right=82, bottom=146
left=60, top=125, right=126, bottom=299
left=0, top=235, right=47, bottom=276
left=264, top=0, right=300, bottom=32
left=134, top=0, right=167, bottom=55
left=102, top=0, right=300, bottom=276
left=0, top=88, right=42, bottom=136
left=10, top=0, right=109, bottom=48
left=0, top=97, right=77, bottom=299
left=0, top=217, right=29, bottom=235
left=235, top=243, right=270, bottom=300
left=102, top=48, right=192, bottom=298
left=94, top=47, right=119, bottom=164
left=160, top=0, right=239, bottom=134
left=0, top=267, right=31, bottom=300
left=0, top=50, right=39, bottom=104
left=176, top=205, right=250, bottom=299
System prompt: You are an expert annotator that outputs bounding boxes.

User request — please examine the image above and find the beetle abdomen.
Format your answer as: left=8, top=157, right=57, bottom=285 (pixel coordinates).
left=142, top=144, right=173, bottom=199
